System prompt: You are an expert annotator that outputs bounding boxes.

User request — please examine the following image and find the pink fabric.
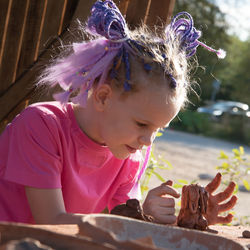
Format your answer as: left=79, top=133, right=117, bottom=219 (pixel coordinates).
left=0, top=102, right=140, bottom=223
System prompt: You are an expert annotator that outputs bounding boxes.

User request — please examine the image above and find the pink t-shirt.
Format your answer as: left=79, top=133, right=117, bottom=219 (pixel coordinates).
left=0, top=102, right=141, bottom=223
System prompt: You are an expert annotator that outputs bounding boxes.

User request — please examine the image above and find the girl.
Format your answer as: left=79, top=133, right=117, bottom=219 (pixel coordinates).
left=0, top=0, right=236, bottom=224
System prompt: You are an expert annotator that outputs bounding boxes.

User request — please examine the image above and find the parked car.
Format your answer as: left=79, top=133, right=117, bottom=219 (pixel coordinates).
left=197, top=101, right=250, bottom=120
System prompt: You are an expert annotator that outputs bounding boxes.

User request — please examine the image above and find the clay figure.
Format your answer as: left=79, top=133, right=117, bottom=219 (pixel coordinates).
left=177, top=184, right=209, bottom=230
left=177, top=173, right=237, bottom=231
left=110, top=198, right=154, bottom=222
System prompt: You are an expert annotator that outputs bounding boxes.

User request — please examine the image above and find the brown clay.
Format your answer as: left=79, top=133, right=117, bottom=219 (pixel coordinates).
left=177, top=184, right=209, bottom=231
left=242, top=230, right=250, bottom=238
left=110, top=199, right=154, bottom=222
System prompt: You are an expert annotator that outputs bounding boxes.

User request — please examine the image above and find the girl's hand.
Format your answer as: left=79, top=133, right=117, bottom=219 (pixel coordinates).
left=142, top=180, right=180, bottom=224
left=204, top=173, right=237, bottom=225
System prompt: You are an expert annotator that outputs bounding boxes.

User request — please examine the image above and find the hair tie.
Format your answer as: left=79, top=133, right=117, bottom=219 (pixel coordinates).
left=87, top=0, right=129, bottom=42
left=109, top=36, right=130, bottom=43
left=168, top=11, right=226, bottom=59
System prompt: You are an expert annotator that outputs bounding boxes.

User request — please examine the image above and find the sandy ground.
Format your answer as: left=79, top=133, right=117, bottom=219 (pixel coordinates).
left=144, top=129, right=250, bottom=222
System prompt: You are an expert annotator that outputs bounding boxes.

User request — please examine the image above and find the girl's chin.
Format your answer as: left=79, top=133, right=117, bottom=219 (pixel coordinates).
left=110, top=149, right=131, bottom=160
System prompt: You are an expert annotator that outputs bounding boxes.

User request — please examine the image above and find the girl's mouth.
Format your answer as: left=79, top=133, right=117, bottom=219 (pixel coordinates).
left=126, top=145, right=137, bottom=153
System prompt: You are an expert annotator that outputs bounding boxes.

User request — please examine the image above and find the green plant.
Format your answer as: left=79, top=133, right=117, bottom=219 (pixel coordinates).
left=140, top=144, right=173, bottom=195
left=216, top=146, right=250, bottom=193
left=216, top=146, right=250, bottom=225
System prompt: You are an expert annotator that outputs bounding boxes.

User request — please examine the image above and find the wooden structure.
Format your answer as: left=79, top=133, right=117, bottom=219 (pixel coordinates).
left=0, top=222, right=249, bottom=249
left=0, top=0, right=175, bottom=133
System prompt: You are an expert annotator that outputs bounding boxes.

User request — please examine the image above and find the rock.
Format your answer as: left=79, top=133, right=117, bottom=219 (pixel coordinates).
left=242, top=230, right=250, bottom=238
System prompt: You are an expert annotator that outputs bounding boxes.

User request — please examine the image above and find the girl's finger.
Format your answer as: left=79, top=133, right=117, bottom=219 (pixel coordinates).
left=156, top=196, right=175, bottom=207
left=165, top=180, right=173, bottom=186
left=205, top=173, right=221, bottom=193
left=149, top=207, right=175, bottom=216
left=214, top=182, right=236, bottom=203
left=218, top=195, right=237, bottom=212
left=149, top=183, right=180, bottom=198
left=154, top=206, right=175, bottom=215
left=214, top=214, right=233, bottom=225
left=153, top=214, right=177, bottom=224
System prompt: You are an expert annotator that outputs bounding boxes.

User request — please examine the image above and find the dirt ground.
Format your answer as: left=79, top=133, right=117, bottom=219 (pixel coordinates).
left=145, top=129, right=250, bottom=223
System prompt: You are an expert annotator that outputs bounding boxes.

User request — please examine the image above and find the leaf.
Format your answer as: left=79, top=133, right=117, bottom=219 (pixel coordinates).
left=221, top=162, right=230, bottom=169
left=232, top=148, right=240, bottom=157
left=173, top=183, right=183, bottom=189
left=177, top=179, right=188, bottom=184
left=233, top=156, right=242, bottom=161
left=242, top=179, right=250, bottom=191
left=159, top=158, right=173, bottom=169
left=156, top=132, right=163, bottom=137
left=141, top=186, right=149, bottom=194
left=190, top=179, right=198, bottom=184
left=152, top=170, right=166, bottom=182
left=234, top=171, right=241, bottom=176
left=216, top=166, right=224, bottom=170
left=239, top=146, right=244, bottom=155
left=219, top=150, right=229, bottom=159
left=233, top=183, right=238, bottom=195
left=221, top=172, right=228, bottom=175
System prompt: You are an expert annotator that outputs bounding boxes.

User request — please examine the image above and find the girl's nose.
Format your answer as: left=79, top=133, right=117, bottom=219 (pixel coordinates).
left=138, top=133, right=155, bottom=146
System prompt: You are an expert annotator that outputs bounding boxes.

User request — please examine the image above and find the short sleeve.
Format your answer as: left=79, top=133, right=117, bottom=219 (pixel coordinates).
left=3, top=106, right=63, bottom=188
left=108, top=154, right=141, bottom=211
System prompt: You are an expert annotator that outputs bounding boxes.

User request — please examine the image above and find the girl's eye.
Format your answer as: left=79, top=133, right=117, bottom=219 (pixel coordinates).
left=136, top=121, right=147, bottom=128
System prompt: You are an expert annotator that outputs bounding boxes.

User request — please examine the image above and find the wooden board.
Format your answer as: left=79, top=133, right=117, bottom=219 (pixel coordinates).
left=0, top=223, right=249, bottom=249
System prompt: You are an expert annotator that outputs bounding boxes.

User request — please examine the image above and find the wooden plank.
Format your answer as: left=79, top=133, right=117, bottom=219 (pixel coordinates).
left=66, top=0, right=96, bottom=24
left=16, top=0, right=47, bottom=80
left=0, top=99, right=30, bottom=134
left=0, top=58, right=42, bottom=123
left=59, top=0, right=78, bottom=34
left=59, top=0, right=96, bottom=45
left=124, top=0, right=150, bottom=28
left=115, top=0, right=130, bottom=16
left=37, top=0, right=66, bottom=56
left=0, top=0, right=11, bottom=65
left=146, top=0, right=176, bottom=27
left=0, top=0, right=29, bottom=94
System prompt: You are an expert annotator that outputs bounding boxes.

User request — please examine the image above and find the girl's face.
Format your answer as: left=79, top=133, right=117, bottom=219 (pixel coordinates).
left=98, top=77, right=180, bottom=159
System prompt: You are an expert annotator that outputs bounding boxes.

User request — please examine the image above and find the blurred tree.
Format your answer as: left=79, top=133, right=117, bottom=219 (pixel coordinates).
left=218, top=37, right=250, bottom=105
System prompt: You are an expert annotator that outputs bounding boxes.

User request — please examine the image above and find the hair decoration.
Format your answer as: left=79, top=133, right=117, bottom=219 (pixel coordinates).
left=87, top=0, right=129, bottom=42
left=167, top=12, right=226, bottom=59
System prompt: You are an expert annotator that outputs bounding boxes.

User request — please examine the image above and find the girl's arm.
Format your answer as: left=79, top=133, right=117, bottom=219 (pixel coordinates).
left=25, top=187, right=85, bottom=224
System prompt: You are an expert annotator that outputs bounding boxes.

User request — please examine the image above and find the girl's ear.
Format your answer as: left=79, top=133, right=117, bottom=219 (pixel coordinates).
left=93, top=84, right=113, bottom=111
